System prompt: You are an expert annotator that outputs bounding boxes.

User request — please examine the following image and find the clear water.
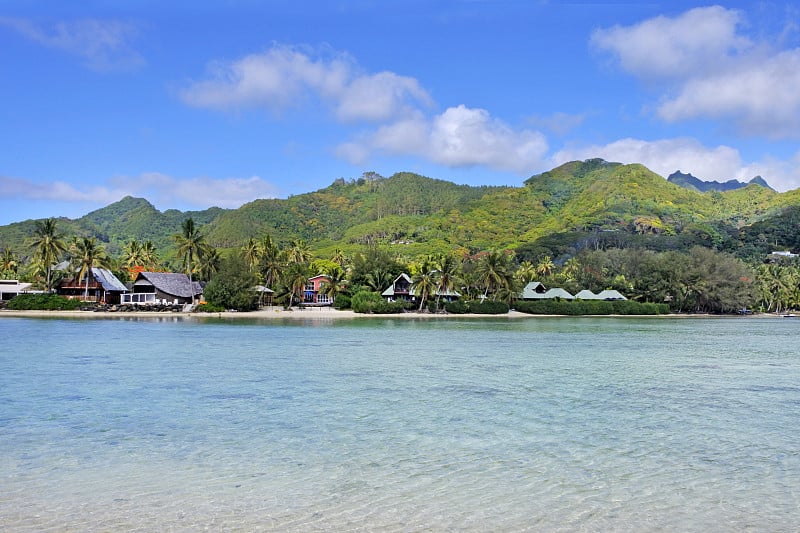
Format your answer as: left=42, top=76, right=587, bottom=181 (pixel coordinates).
left=1, top=316, right=798, bottom=531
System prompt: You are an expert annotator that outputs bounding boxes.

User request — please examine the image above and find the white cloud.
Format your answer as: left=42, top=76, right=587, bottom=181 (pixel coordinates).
left=0, top=17, right=144, bottom=71
left=552, top=137, right=743, bottom=180
left=592, top=6, right=800, bottom=138
left=180, top=45, right=433, bottom=122
left=1, top=173, right=278, bottom=212
left=591, top=6, right=751, bottom=80
left=337, top=105, right=549, bottom=174
left=657, top=49, right=800, bottom=137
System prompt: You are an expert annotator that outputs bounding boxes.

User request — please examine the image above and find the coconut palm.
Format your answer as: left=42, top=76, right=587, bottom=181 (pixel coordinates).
left=283, top=262, right=309, bottom=309
left=71, top=236, right=110, bottom=300
left=140, top=240, right=160, bottom=270
left=122, top=240, right=143, bottom=270
left=435, top=253, right=460, bottom=307
left=243, top=238, right=260, bottom=273
left=198, top=246, right=221, bottom=281
left=515, top=260, right=536, bottom=284
left=173, top=218, right=207, bottom=304
left=259, top=235, right=283, bottom=289
left=536, top=255, right=555, bottom=277
left=1, top=247, right=19, bottom=277
left=330, top=248, right=346, bottom=268
left=29, top=218, right=68, bottom=291
left=412, top=257, right=438, bottom=311
left=286, top=239, right=311, bottom=265
left=476, top=250, right=513, bottom=300
left=321, top=265, right=347, bottom=304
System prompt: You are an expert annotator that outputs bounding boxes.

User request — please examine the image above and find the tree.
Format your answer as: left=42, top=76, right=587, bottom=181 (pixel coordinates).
left=197, top=247, right=221, bottom=282
left=1, top=247, right=19, bottom=278
left=243, top=238, right=260, bottom=272
left=515, top=260, right=536, bottom=284
left=435, top=253, right=460, bottom=306
left=476, top=250, right=514, bottom=300
left=283, top=262, right=310, bottom=309
left=412, top=256, right=438, bottom=311
left=536, top=255, right=555, bottom=277
left=203, top=253, right=259, bottom=311
left=28, top=218, right=68, bottom=291
left=173, top=218, right=207, bottom=304
left=70, top=236, right=110, bottom=300
left=286, top=239, right=311, bottom=265
left=321, top=265, right=347, bottom=304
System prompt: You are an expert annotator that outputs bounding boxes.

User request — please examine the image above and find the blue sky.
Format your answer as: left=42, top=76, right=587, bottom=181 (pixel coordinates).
left=2, top=1, right=800, bottom=225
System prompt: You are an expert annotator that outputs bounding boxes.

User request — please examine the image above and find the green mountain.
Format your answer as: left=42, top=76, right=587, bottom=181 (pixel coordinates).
left=667, top=170, right=773, bottom=192
left=3, top=161, right=800, bottom=264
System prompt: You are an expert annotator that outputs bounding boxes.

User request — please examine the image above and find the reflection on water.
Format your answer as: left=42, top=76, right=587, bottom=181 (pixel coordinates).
left=1, top=316, right=798, bottom=531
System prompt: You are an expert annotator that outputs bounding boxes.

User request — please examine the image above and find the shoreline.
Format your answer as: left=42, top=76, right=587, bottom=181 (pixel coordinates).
left=0, top=307, right=781, bottom=320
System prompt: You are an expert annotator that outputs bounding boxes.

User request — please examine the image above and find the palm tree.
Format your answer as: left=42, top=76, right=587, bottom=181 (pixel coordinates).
left=259, top=235, right=283, bottom=290
left=321, top=265, right=347, bottom=304
left=365, top=267, right=394, bottom=293
left=71, top=236, right=110, bottom=300
left=284, top=262, right=309, bottom=309
left=515, top=260, right=536, bottom=284
left=140, top=240, right=159, bottom=270
left=536, top=255, right=555, bottom=277
left=243, top=238, right=260, bottom=273
left=286, top=239, right=311, bottom=265
left=29, top=218, right=67, bottom=291
left=413, top=257, right=438, bottom=311
left=122, top=240, right=143, bottom=271
left=330, top=248, right=346, bottom=268
left=173, top=218, right=207, bottom=304
left=1, top=247, right=19, bottom=277
left=435, top=253, right=460, bottom=307
left=198, top=246, right=221, bottom=281
left=476, top=250, right=513, bottom=300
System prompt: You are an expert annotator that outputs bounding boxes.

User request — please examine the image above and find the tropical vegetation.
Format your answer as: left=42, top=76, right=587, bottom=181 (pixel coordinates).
left=3, top=160, right=800, bottom=314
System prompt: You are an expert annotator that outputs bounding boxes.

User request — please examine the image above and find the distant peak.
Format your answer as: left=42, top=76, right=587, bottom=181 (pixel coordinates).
left=667, top=171, right=773, bottom=192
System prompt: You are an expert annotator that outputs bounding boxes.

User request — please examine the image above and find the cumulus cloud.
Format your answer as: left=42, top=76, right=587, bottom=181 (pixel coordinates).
left=180, top=45, right=433, bottom=122
left=591, top=6, right=751, bottom=80
left=337, top=105, right=549, bottom=174
left=591, top=6, right=800, bottom=138
left=0, top=17, right=144, bottom=71
left=1, top=173, right=278, bottom=212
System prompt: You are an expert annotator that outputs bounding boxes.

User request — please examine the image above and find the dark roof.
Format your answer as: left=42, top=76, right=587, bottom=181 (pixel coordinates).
left=91, top=268, right=128, bottom=292
left=136, top=272, right=202, bottom=298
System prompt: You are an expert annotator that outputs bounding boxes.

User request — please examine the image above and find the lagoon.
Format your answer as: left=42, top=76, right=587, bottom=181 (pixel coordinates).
left=1, top=315, right=798, bottom=531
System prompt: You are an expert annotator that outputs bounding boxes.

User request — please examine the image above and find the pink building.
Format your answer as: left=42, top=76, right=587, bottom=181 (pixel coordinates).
left=303, top=274, right=333, bottom=305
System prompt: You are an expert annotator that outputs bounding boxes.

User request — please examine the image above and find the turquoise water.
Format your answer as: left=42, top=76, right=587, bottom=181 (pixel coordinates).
left=0, top=315, right=798, bottom=531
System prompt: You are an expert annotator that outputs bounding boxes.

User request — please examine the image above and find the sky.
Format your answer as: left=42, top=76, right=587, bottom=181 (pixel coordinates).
left=2, top=1, right=800, bottom=225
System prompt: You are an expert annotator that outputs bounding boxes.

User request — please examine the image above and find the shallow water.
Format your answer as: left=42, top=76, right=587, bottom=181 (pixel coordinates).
left=1, top=316, right=798, bottom=531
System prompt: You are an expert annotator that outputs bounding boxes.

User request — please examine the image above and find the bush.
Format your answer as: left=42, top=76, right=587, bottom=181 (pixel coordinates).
left=351, top=291, right=406, bottom=314
left=444, top=300, right=469, bottom=314
left=514, top=299, right=670, bottom=315
left=466, top=300, right=509, bottom=314
left=203, top=254, right=259, bottom=311
left=196, top=302, right=225, bottom=313
left=333, top=294, right=351, bottom=309
left=7, top=294, right=83, bottom=311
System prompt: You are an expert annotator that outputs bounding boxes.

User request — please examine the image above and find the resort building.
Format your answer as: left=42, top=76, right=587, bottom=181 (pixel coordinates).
left=122, top=271, right=202, bottom=305
left=519, top=282, right=627, bottom=301
left=381, top=273, right=461, bottom=303
left=303, top=274, right=333, bottom=305
left=0, top=279, right=34, bottom=301
left=56, top=267, right=128, bottom=304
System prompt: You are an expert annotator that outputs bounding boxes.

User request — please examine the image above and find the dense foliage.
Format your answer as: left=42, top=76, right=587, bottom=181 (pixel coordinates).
left=202, top=254, right=259, bottom=311
left=3, top=161, right=800, bottom=315
left=6, top=294, right=83, bottom=310
left=514, top=300, right=669, bottom=315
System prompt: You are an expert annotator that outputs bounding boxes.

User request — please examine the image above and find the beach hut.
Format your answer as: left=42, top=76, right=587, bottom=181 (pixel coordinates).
left=596, top=289, right=627, bottom=301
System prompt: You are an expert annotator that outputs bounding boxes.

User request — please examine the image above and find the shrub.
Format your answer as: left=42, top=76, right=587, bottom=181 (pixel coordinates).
left=514, top=299, right=670, bottom=315
left=7, top=294, right=83, bottom=311
left=466, top=300, right=509, bottom=314
left=444, top=300, right=469, bottom=314
left=196, top=302, right=225, bottom=313
left=351, top=291, right=406, bottom=314
left=333, top=294, right=351, bottom=309
left=203, top=254, right=259, bottom=311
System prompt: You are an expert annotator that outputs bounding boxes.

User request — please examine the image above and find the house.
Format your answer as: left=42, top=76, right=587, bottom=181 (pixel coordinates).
left=303, top=274, right=333, bottom=305
left=382, top=273, right=413, bottom=302
left=0, top=279, right=34, bottom=301
left=56, top=267, right=128, bottom=304
left=596, top=289, right=627, bottom=301
left=381, top=273, right=461, bottom=303
left=520, top=281, right=548, bottom=299
left=574, top=289, right=600, bottom=300
left=254, top=285, right=274, bottom=306
left=121, top=271, right=202, bottom=305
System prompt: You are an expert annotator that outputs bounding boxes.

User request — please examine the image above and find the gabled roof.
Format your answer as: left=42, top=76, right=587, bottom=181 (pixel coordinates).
left=543, top=288, right=574, bottom=300
left=136, top=272, right=202, bottom=298
left=596, top=289, right=627, bottom=300
left=90, top=267, right=128, bottom=292
left=382, top=273, right=413, bottom=297
left=0, top=280, right=32, bottom=293
left=575, top=289, right=600, bottom=300
left=520, top=281, right=547, bottom=299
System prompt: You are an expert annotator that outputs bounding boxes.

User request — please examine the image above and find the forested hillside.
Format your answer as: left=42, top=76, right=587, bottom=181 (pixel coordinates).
left=2, top=160, right=800, bottom=265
